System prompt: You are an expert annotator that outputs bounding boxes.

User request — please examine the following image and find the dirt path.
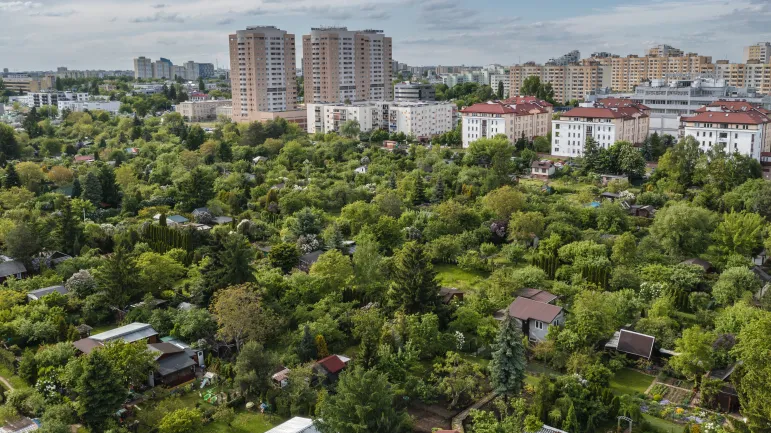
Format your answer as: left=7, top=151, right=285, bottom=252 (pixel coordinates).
left=451, top=392, right=498, bottom=433
left=0, top=375, right=14, bottom=391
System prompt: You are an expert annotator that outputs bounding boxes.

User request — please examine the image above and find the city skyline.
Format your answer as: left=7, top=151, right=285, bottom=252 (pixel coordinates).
left=1, top=0, right=771, bottom=71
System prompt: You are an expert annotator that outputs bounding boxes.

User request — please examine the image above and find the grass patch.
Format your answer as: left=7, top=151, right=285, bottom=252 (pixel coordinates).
left=643, top=414, right=682, bottom=433
left=524, top=362, right=559, bottom=387
left=610, top=368, right=654, bottom=396
left=0, top=365, right=30, bottom=390
left=201, top=412, right=284, bottom=433
left=434, top=264, right=487, bottom=291
left=90, top=323, right=121, bottom=335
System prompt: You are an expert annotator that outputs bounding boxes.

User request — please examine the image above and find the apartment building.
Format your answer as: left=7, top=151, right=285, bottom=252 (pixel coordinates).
left=394, top=82, right=436, bottom=101
left=588, top=78, right=771, bottom=137
left=551, top=99, right=650, bottom=157
left=3, top=74, right=55, bottom=93
left=134, top=57, right=153, bottom=80
left=744, top=42, right=771, bottom=64
left=682, top=101, right=771, bottom=160
left=490, top=74, right=511, bottom=98
left=509, top=63, right=609, bottom=104
left=547, top=50, right=580, bottom=66
left=610, top=54, right=713, bottom=92
left=58, top=100, right=122, bottom=114
left=152, top=58, right=173, bottom=80
left=176, top=100, right=233, bottom=122
left=24, top=92, right=89, bottom=108
left=302, top=27, right=393, bottom=103
left=184, top=61, right=199, bottom=81
left=307, top=100, right=454, bottom=138
left=228, top=26, right=302, bottom=124
left=460, top=97, right=553, bottom=148
left=647, top=44, right=684, bottom=57
left=715, top=61, right=771, bottom=95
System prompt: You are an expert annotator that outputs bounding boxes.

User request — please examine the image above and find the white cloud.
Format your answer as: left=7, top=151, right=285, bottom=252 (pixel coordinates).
left=0, top=1, right=40, bottom=10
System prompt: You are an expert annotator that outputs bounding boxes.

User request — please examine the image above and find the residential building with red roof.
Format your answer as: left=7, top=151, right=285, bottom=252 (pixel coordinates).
left=460, top=99, right=553, bottom=148
left=495, top=296, right=564, bottom=343
left=681, top=100, right=771, bottom=160
left=551, top=98, right=649, bottom=157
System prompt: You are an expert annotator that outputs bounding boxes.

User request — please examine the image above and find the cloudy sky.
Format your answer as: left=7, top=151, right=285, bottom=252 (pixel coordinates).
left=1, top=0, right=770, bottom=71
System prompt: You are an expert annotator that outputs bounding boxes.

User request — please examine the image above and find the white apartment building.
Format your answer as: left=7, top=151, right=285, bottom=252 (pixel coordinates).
left=682, top=101, right=771, bottom=160
left=134, top=57, right=153, bottom=80
left=24, top=92, right=90, bottom=108
left=551, top=99, right=650, bottom=157
left=586, top=78, right=771, bottom=137
left=176, top=100, right=233, bottom=122
left=307, top=101, right=454, bottom=138
left=58, top=100, right=122, bottom=114
left=460, top=97, right=553, bottom=148
left=184, top=61, right=199, bottom=81
left=490, top=74, right=510, bottom=97
left=152, top=58, right=173, bottom=79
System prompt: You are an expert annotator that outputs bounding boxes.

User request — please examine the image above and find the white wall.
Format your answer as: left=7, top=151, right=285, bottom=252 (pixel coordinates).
left=551, top=119, right=617, bottom=157
left=684, top=126, right=762, bottom=160
left=462, top=115, right=506, bottom=148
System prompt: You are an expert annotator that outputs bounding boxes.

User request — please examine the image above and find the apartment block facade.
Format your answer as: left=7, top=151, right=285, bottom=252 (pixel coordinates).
left=307, top=100, right=453, bottom=138
left=176, top=100, right=233, bottom=122
left=134, top=57, right=153, bottom=80
left=228, top=26, right=299, bottom=123
left=551, top=99, right=650, bottom=157
left=460, top=97, right=553, bottom=148
left=302, top=28, right=392, bottom=104
left=509, top=63, right=609, bottom=104
left=609, top=54, right=713, bottom=92
left=715, top=61, right=771, bottom=95
left=682, top=101, right=771, bottom=160
left=744, top=42, right=771, bottom=64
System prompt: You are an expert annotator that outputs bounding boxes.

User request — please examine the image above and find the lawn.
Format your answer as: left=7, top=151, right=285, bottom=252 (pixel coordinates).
left=610, top=368, right=655, bottom=396
left=90, top=323, right=121, bottom=335
left=524, top=362, right=559, bottom=387
left=0, top=365, right=30, bottom=390
left=434, top=264, right=488, bottom=291
left=201, top=412, right=284, bottom=433
left=643, top=414, right=682, bottom=433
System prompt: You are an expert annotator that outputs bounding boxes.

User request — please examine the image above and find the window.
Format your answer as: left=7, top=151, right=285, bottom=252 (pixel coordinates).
left=534, top=320, right=544, bottom=330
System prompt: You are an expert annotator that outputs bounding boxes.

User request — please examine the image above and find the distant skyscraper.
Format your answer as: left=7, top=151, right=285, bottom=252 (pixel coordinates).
left=546, top=50, right=580, bottom=66
left=744, top=42, right=771, bottom=64
left=302, top=27, right=393, bottom=104
left=152, top=58, right=173, bottom=79
left=197, top=63, right=215, bottom=78
left=133, top=56, right=153, bottom=80
left=228, top=26, right=298, bottom=118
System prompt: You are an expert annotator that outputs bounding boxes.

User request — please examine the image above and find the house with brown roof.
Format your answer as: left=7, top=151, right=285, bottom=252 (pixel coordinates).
left=312, top=354, right=351, bottom=384
left=515, top=288, right=558, bottom=304
left=148, top=342, right=199, bottom=387
left=530, top=160, right=555, bottom=180
left=496, top=297, right=564, bottom=343
left=439, top=287, right=464, bottom=304
left=682, top=100, right=771, bottom=160
left=551, top=99, right=650, bottom=158
left=460, top=99, right=553, bottom=148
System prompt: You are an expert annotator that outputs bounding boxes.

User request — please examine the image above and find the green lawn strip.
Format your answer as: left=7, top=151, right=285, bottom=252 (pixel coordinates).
left=610, top=368, right=655, bottom=396
left=642, top=413, right=682, bottom=433
left=90, top=323, right=121, bottom=335
left=0, top=365, right=30, bottom=390
left=434, top=264, right=488, bottom=291
left=201, top=412, right=284, bottom=433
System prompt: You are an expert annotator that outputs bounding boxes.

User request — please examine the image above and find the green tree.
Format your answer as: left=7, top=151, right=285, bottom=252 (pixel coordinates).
left=611, top=232, right=637, bottom=265
left=339, top=119, right=361, bottom=138
left=668, top=326, right=715, bottom=383
left=4, top=163, right=20, bottom=188
left=310, top=249, right=354, bottom=292
left=269, top=242, right=300, bottom=273
left=433, top=351, right=486, bottom=409
left=158, top=408, right=202, bottom=433
left=136, top=252, right=186, bottom=294
left=175, top=166, right=215, bottom=210
left=234, top=341, right=275, bottom=397
left=711, top=211, right=764, bottom=258
left=489, top=312, right=527, bottom=395
left=94, top=246, right=139, bottom=308
left=81, top=172, right=103, bottom=205
left=712, top=266, right=761, bottom=306
left=53, top=199, right=81, bottom=256
left=71, top=177, right=81, bottom=198
left=615, top=141, right=646, bottom=178
left=386, top=241, right=441, bottom=314
left=649, top=203, right=715, bottom=258
left=315, top=367, right=411, bottom=433
left=198, top=77, right=205, bottom=92
left=731, top=315, right=771, bottom=431
left=5, top=222, right=41, bottom=266
left=297, top=324, right=317, bottom=362
left=75, top=350, right=128, bottom=430
left=497, top=81, right=504, bottom=99
left=211, top=284, right=279, bottom=351
left=520, top=76, right=555, bottom=104
left=100, top=340, right=157, bottom=388
left=0, top=123, right=20, bottom=159
left=412, top=173, right=426, bottom=205
left=22, top=107, right=42, bottom=138
left=482, top=185, right=525, bottom=220
left=213, top=233, right=255, bottom=286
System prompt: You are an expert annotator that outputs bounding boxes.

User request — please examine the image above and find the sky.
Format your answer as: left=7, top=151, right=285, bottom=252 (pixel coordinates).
left=1, top=0, right=771, bottom=72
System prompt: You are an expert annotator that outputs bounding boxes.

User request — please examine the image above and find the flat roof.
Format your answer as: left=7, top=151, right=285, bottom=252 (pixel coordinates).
left=90, top=322, right=157, bottom=343
left=264, top=417, right=318, bottom=433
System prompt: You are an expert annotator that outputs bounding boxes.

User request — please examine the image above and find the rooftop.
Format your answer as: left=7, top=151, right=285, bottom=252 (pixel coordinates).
left=27, top=285, right=68, bottom=301
left=506, top=297, right=563, bottom=323
left=90, top=322, right=157, bottom=343
left=264, top=417, right=318, bottom=433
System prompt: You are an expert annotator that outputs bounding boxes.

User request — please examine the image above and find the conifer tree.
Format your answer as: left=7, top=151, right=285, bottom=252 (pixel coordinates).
left=489, top=311, right=527, bottom=395
left=4, top=163, right=20, bottom=188
left=297, top=325, right=317, bottom=362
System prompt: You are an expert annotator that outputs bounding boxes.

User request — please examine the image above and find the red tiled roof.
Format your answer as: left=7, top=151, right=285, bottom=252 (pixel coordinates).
left=507, top=297, right=562, bottom=323
left=504, top=96, right=554, bottom=107
left=561, top=106, right=647, bottom=120
left=461, top=102, right=515, bottom=114
left=684, top=111, right=770, bottom=125
left=317, top=355, right=346, bottom=374
left=699, top=100, right=770, bottom=114
left=598, top=98, right=651, bottom=111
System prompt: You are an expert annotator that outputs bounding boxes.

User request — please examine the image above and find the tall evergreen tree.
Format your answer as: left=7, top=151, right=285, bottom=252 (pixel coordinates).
left=386, top=241, right=440, bottom=314
left=563, top=403, right=578, bottom=433
left=54, top=200, right=81, bottom=256
left=94, top=246, right=138, bottom=308
left=71, top=177, right=81, bottom=198
left=75, top=350, right=128, bottom=430
left=82, top=172, right=102, bottom=205
left=98, top=164, right=120, bottom=206
left=22, top=107, right=42, bottom=138
left=198, top=77, right=206, bottom=92
left=413, top=174, right=426, bottom=205
left=489, top=311, right=527, bottom=395
left=433, top=178, right=445, bottom=203
left=497, top=81, right=504, bottom=99
left=0, top=123, right=19, bottom=158
left=4, top=163, right=20, bottom=188
left=297, top=324, right=317, bottom=362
